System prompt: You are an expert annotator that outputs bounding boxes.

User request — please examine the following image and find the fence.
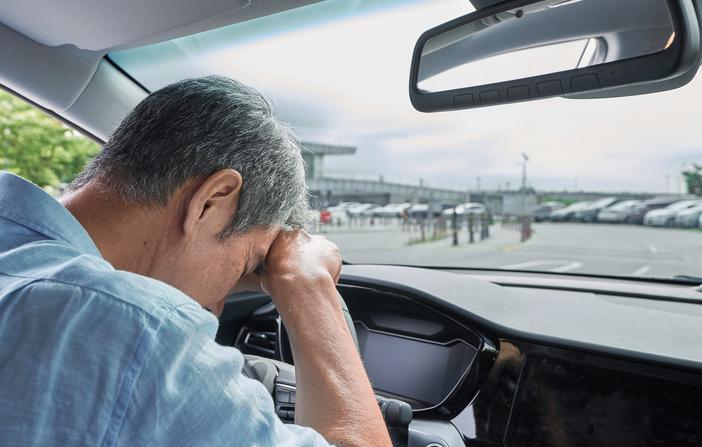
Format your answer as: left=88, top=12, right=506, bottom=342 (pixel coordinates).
left=315, top=212, right=505, bottom=246
left=501, top=215, right=532, bottom=242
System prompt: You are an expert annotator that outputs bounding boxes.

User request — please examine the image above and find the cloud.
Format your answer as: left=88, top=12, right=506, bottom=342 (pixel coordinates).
left=190, top=0, right=702, bottom=194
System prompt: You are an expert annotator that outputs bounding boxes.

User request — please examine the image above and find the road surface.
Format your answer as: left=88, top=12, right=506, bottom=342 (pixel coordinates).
left=316, top=221, right=702, bottom=279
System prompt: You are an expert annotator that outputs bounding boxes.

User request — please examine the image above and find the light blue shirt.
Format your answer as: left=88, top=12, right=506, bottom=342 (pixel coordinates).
left=0, top=172, right=331, bottom=447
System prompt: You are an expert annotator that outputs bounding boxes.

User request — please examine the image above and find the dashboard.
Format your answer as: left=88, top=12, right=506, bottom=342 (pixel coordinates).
left=216, top=265, right=702, bottom=447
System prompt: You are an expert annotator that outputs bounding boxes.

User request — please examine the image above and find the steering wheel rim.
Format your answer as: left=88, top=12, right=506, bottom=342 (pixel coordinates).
left=337, top=290, right=360, bottom=354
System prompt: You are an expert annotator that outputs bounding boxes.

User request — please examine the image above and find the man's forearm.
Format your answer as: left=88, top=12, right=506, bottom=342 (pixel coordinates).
left=270, top=276, right=391, bottom=447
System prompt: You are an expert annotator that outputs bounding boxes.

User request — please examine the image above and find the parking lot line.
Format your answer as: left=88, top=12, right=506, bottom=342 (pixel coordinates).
left=500, top=260, right=582, bottom=272
left=550, top=262, right=583, bottom=273
left=632, top=266, right=651, bottom=276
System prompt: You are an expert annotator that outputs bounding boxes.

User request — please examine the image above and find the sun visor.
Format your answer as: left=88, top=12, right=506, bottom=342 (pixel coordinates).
left=0, top=0, right=251, bottom=51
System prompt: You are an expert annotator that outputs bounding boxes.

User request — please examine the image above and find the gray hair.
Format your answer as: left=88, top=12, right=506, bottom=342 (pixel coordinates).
left=70, top=75, right=311, bottom=238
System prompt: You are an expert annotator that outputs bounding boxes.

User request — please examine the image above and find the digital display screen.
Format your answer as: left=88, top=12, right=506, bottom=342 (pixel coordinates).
left=356, top=323, right=477, bottom=407
left=505, top=354, right=702, bottom=447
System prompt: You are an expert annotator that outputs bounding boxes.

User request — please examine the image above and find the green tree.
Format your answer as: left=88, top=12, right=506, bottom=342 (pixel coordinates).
left=0, top=91, right=99, bottom=188
left=682, top=163, right=702, bottom=196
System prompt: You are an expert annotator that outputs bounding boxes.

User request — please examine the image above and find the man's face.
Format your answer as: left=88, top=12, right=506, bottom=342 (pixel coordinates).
left=152, top=225, right=281, bottom=317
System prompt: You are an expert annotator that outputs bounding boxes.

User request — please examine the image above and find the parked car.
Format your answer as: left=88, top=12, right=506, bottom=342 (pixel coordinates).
left=597, top=200, right=644, bottom=223
left=346, top=203, right=381, bottom=217
left=442, top=203, right=487, bottom=216
left=361, top=205, right=384, bottom=217
left=643, top=200, right=702, bottom=226
left=549, top=201, right=590, bottom=222
left=533, top=202, right=565, bottom=222
left=674, top=203, right=702, bottom=227
left=317, top=210, right=348, bottom=226
left=324, top=202, right=360, bottom=213
left=407, top=203, right=430, bottom=218
left=573, top=197, right=620, bottom=222
left=376, top=202, right=412, bottom=218
left=626, top=199, right=678, bottom=224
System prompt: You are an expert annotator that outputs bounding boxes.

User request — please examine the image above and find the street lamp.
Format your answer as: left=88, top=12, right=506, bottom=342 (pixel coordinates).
left=521, top=152, right=529, bottom=190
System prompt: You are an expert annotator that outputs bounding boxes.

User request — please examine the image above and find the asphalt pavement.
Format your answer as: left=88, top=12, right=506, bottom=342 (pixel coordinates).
left=315, top=220, right=702, bottom=279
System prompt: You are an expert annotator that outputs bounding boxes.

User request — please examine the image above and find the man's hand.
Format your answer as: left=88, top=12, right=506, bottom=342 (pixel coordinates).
left=260, top=230, right=341, bottom=303
left=229, top=230, right=341, bottom=297
left=252, top=230, right=391, bottom=447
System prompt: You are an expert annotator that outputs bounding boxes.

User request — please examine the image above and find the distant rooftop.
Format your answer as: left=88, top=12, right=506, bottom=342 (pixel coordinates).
left=301, top=142, right=356, bottom=179
left=301, top=142, right=356, bottom=155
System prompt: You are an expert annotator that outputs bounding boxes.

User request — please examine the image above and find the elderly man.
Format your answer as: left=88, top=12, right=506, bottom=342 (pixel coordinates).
left=0, top=76, right=391, bottom=446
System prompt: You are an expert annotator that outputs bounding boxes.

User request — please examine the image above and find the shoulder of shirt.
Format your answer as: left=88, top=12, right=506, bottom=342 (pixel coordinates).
left=19, top=243, right=215, bottom=326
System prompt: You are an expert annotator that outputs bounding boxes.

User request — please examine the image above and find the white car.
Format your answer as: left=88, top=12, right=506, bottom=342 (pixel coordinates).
left=442, top=203, right=486, bottom=216
left=407, top=203, right=429, bottom=217
left=674, top=204, right=702, bottom=227
left=324, top=202, right=360, bottom=213
left=346, top=203, right=381, bottom=217
left=376, top=202, right=411, bottom=218
left=643, top=200, right=702, bottom=226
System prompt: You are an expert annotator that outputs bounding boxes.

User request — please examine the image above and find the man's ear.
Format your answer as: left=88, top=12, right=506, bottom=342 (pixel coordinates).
left=183, top=169, right=243, bottom=237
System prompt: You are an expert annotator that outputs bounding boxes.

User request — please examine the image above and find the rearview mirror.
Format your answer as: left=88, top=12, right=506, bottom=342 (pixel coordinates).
left=409, top=0, right=701, bottom=112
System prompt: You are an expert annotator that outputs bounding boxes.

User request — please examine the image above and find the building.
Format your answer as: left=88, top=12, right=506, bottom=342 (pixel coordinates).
left=301, top=142, right=669, bottom=215
left=302, top=142, right=467, bottom=209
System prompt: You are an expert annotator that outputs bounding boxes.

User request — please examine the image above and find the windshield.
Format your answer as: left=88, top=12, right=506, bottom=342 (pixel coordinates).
left=110, top=0, right=702, bottom=280
left=665, top=200, right=700, bottom=211
left=607, top=201, right=637, bottom=211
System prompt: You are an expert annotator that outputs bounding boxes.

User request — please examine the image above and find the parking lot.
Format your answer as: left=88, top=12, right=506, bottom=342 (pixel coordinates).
left=317, top=220, right=702, bottom=279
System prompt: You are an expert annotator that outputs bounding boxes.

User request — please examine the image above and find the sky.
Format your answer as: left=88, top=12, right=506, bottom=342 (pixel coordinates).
left=112, top=0, right=702, bottom=194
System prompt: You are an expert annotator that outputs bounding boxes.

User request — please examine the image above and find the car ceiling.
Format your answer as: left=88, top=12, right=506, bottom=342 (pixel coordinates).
left=0, top=0, right=326, bottom=142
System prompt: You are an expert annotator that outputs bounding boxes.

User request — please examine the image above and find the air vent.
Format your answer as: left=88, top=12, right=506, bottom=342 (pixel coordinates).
left=236, top=305, right=282, bottom=360
left=244, top=331, right=277, bottom=356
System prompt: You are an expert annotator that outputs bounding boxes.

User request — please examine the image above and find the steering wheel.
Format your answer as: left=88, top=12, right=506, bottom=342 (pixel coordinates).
left=241, top=290, right=412, bottom=443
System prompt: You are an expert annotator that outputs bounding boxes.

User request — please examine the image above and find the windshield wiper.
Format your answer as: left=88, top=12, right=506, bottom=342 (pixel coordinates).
left=672, top=275, right=702, bottom=285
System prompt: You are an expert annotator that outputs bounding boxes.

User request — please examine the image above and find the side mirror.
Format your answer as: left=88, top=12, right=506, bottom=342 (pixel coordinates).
left=409, top=0, right=701, bottom=112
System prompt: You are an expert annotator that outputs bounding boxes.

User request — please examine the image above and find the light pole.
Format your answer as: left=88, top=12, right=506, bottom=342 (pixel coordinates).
left=521, top=153, right=529, bottom=215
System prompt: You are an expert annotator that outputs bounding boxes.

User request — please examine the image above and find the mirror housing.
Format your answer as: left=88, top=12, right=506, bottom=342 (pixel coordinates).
left=409, top=0, right=701, bottom=113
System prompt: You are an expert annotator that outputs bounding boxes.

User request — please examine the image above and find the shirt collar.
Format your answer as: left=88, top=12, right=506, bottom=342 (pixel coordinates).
left=0, top=172, right=103, bottom=258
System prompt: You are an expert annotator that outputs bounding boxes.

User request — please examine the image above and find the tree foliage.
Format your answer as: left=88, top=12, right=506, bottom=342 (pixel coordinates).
left=682, top=163, right=702, bottom=197
left=0, top=91, right=99, bottom=188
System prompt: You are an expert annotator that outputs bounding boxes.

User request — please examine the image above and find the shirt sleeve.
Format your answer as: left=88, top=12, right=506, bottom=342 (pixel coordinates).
left=114, top=303, right=333, bottom=447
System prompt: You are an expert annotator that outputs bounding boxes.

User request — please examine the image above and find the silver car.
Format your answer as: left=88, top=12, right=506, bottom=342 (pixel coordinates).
left=674, top=204, right=702, bottom=227
left=597, top=200, right=643, bottom=223
left=643, top=200, right=702, bottom=226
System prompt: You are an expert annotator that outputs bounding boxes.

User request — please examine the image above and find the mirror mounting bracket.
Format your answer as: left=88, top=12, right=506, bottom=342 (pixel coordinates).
left=470, top=0, right=512, bottom=10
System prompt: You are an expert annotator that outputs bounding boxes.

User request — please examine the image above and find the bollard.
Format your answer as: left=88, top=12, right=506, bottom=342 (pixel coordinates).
left=480, top=214, right=486, bottom=240
left=485, top=214, right=490, bottom=238
left=520, top=215, right=532, bottom=242
left=420, top=217, right=426, bottom=243
left=468, top=214, right=474, bottom=243
left=452, top=210, right=458, bottom=246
